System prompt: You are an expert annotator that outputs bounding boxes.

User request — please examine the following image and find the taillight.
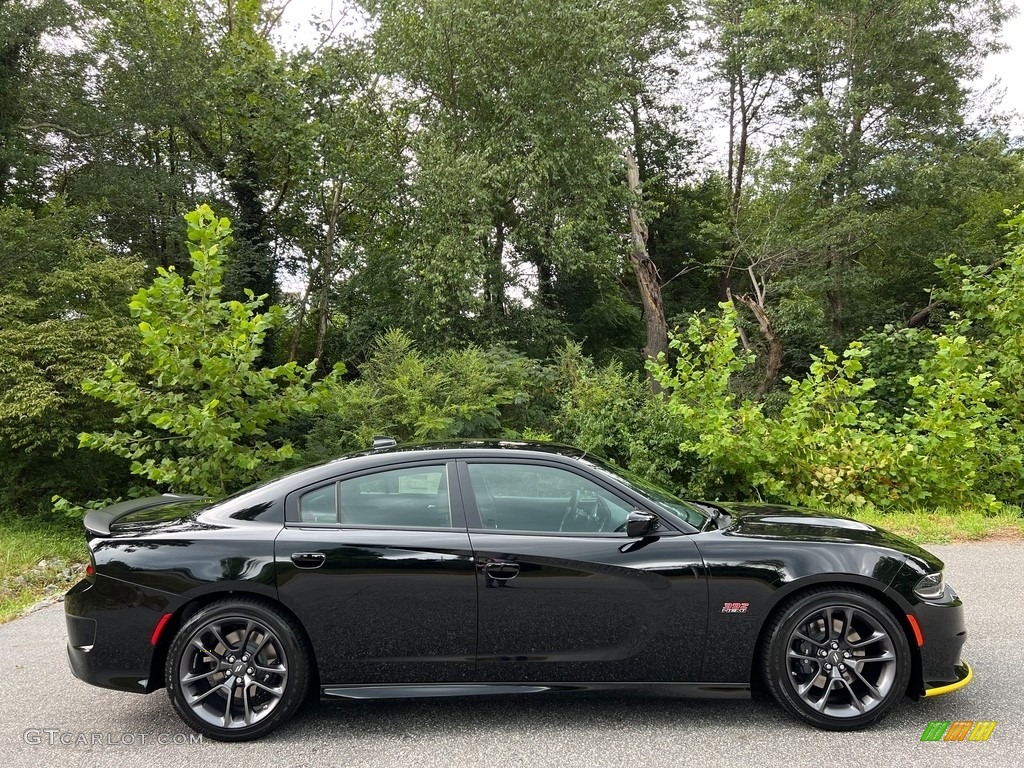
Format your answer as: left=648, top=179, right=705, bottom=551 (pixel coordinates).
left=85, top=563, right=95, bottom=578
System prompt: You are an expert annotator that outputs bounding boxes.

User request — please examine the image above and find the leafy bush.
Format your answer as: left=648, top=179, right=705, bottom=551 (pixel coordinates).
left=300, top=329, right=554, bottom=462
left=0, top=203, right=144, bottom=516
left=644, top=208, right=1024, bottom=511
left=75, top=206, right=340, bottom=498
left=549, top=342, right=691, bottom=493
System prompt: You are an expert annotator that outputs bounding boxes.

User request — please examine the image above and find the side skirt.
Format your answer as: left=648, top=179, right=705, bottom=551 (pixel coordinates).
left=321, top=682, right=751, bottom=701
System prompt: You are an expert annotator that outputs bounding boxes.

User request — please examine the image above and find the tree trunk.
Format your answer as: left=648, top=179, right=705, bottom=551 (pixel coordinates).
left=624, top=148, right=668, bottom=391
left=735, top=292, right=783, bottom=395
left=484, top=218, right=506, bottom=324
left=313, top=184, right=342, bottom=363
left=287, top=252, right=315, bottom=362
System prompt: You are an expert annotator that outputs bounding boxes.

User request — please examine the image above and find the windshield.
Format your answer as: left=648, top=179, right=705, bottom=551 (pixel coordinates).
left=581, top=455, right=710, bottom=530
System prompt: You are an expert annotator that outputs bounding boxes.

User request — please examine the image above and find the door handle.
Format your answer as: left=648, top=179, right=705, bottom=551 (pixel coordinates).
left=482, top=561, right=520, bottom=580
left=290, top=552, right=326, bottom=569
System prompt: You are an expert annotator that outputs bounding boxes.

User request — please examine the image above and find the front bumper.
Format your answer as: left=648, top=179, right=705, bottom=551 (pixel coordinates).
left=64, top=576, right=178, bottom=694
left=923, top=661, right=973, bottom=697
left=911, top=584, right=970, bottom=697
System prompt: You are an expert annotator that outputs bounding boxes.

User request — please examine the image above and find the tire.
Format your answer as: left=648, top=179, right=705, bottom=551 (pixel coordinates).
left=761, top=587, right=911, bottom=730
left=165, top=597, right=312, bottom=742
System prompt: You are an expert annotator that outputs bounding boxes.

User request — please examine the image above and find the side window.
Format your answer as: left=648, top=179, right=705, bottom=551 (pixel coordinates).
left=339, top=465, right=453, bottom=528
left=299, top=484, right=338, bottom=523
left=467, top=463, right=631, bottom=533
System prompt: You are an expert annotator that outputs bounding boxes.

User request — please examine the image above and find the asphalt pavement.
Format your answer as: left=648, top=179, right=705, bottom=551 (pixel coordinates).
left=1, top=542, right=1021, bottom=768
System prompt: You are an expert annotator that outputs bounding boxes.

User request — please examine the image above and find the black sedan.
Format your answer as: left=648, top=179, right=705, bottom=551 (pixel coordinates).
left=65, top=440, right=971, bottom=741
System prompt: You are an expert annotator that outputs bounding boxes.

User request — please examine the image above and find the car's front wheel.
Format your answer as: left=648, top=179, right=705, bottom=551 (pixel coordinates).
left=165, top=598, right=312, bottom=741
left=762, top=587, right=911, bottom=730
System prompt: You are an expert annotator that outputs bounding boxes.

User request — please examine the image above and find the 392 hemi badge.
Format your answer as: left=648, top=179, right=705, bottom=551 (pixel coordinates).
left=722, top=602, right=750, bottom=613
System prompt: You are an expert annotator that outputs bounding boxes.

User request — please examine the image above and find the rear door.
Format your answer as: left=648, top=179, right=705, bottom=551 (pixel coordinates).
left=275, top=460, right=477, bottom=684
left=460, top=459, right=708, bottom=683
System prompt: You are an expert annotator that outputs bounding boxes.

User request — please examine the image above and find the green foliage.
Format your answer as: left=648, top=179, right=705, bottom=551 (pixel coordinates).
left=300, top=329, right=553, bottom=462
left=549, top=342, right=689, bottom=492
left=2, top=0, right=1023, bottom=530
left=644, top=209, right=1024, bottom=510
left=0, top=202, right=144, bottom=514
left=77, top=206, right=340, bottom=497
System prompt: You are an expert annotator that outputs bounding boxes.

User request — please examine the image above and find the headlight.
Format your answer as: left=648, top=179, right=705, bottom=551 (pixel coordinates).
left=914, top=571, right=945, bottom=600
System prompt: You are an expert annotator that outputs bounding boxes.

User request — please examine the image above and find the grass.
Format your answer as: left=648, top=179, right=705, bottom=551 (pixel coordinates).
left=0, top=515, right=88, bottom=623
left=850, top=504, right=1024, bottom=543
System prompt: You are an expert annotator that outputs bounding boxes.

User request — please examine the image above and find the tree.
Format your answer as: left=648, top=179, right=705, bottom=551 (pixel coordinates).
left=0, top=0, right=88, bottom=208
left=79, top=206, right=340, bottom=497
left=363, top=0, right=685, bottom=359
left=761, top=0, right=1009, bottom=341
left=625, top=148, right=669, bottom=382
left=65, top=0, right=303, bottom=297
left=0, top=201, right=144, bottom=513
left=277, top=41, right=412, bottom=367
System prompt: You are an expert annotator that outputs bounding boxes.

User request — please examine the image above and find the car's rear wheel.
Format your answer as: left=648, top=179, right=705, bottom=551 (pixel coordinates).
left=762, top=587, right=910, bottom=730
left=165, top=598, right=311, bottom=741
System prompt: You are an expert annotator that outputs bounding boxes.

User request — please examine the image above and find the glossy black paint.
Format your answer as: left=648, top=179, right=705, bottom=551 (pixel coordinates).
left=469, top=531, right=707, bottom=682
left=65, top=440, right=969, bottom=709
left=276, top=527, right=478, bottom=683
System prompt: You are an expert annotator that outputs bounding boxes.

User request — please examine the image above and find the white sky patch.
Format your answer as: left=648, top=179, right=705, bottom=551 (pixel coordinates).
left=976, top=5, right=1024, bottom=131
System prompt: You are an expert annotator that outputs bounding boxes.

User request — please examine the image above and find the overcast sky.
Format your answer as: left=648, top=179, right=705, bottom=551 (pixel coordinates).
left=979, top=7, right=1024, bottom=124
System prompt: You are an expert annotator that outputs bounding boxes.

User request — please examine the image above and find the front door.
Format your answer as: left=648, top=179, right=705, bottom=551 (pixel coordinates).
left=460, top=460, right=708, bottom=683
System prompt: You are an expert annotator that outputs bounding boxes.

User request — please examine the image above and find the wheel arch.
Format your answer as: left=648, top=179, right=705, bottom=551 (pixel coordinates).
left=750, top=577, right=923, bottom=698
left=147, top=589, right=320, bottom=694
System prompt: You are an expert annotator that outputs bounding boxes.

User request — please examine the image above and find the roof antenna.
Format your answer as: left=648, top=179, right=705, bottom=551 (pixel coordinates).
left=372, top=436, right=397, bottom=450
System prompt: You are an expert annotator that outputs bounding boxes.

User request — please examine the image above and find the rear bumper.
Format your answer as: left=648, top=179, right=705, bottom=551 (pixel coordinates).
left=64, top=576, right=177, bottom=694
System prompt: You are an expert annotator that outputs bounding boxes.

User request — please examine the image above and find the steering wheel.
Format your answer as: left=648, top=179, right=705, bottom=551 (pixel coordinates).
left=593, top=495, right=612, bottom=532
left=560, top=492, right=613, bottom=533
left=558, top=489, right=583, bottom=532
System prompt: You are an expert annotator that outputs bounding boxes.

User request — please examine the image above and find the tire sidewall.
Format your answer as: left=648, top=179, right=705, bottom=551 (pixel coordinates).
left=767, top=590, right=911, bottom=730
left=165, top=600, right=310, bottom=742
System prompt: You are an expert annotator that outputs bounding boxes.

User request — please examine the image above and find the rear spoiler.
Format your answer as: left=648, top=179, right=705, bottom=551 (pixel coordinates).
left=83, top=494, right=205, bottom=536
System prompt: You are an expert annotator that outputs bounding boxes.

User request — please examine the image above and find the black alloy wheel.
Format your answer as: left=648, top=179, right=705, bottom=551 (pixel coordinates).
left=165, top=598, right=312, bottom=741
left=762, top=587, right=911, bottom=730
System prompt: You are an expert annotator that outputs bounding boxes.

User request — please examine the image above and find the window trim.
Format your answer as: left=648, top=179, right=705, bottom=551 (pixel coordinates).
left=457, top=458, right=679, bottom=537
left=284, top=459, right=467, bottom=531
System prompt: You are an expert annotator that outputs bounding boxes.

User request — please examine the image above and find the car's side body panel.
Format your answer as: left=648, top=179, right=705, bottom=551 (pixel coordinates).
left=275, top=527, right=478, bottom=683
left=469, top=531, right=708, bottom=682
left=67, top=512, right=282, bottom=693
left=692, top=532, right=910, bottom=682
left=65, top=574, right=186, bottom=693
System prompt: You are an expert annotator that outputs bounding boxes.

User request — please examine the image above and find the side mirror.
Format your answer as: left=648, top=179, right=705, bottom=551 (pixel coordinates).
left=626, top=509, right=658, bottom=538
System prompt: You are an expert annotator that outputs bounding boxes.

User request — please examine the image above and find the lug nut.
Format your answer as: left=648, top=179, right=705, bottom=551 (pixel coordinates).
left=819, top=650, right=827, bottom=657
left=831, top=642, right=839, bottom=649
left=824, top=663, right=832, bottom=670
left=228, top=656, right=235, bottom=663
left=839, top=664, right=846, bottom=670
left=247, top=667, right=254, bottom=675
left=242, top=655, right=249, bottom=662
